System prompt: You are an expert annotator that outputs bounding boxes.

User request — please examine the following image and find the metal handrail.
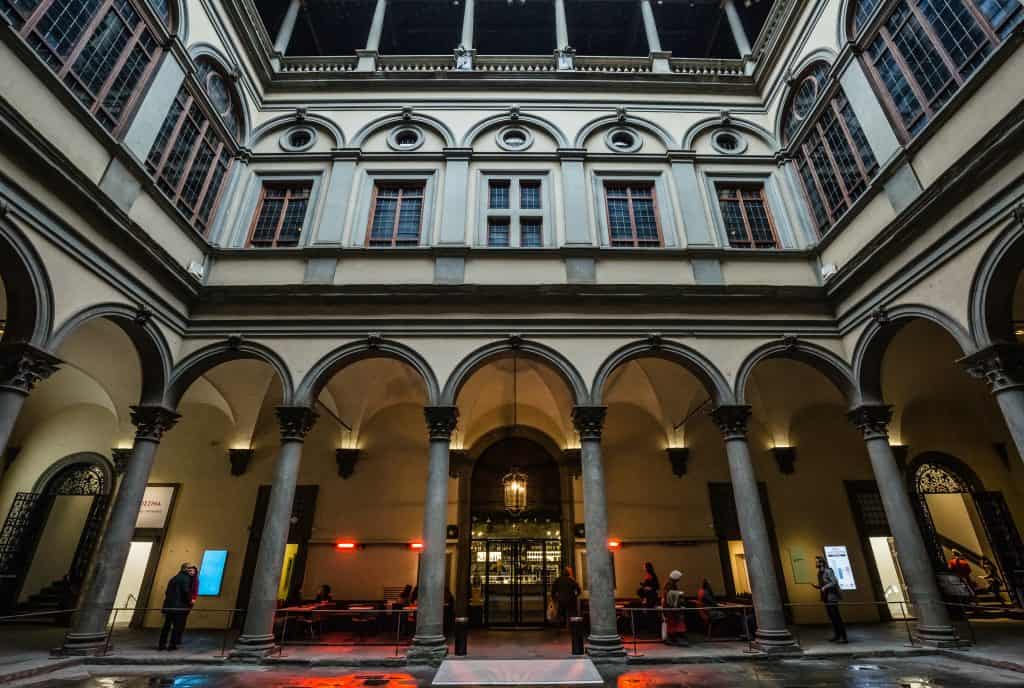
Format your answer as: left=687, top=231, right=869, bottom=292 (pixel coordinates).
left=273, top=606, right=417, bottom=657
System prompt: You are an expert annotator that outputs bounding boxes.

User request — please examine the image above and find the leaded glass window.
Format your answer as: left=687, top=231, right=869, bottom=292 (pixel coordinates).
left=248, top=183, right=312, bottom=247
left=368, top=184, right=424, bottom=246
left=605, top=184, right=660, bottom=247
left=717, top=185, right=778, bottom=248
left=482, top=177, right=545, bottom=248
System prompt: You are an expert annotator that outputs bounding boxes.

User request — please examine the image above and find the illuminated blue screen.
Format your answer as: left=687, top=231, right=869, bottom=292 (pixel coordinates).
left=198, top=549, right=228, bottom=596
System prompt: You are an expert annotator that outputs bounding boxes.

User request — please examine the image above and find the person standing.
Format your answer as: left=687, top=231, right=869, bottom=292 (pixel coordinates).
left=550, top=566, right=581, bottom=628
left=813, top=555, right=846, bottom=643
left=637, top=562, right=661, bottom=634
left=159, top=563, right=195, bottom=651
left=661, top=570, right=688, bottom=646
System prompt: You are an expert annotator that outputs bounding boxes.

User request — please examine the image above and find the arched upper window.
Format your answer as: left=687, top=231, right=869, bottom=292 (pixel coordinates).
left=0, top=0, right=164, bottom=133
left=782, top=61, right=879, bottom=234
left=144, top=57, right=240, bottom=234
left=851, top=0, right=1021, bottom=138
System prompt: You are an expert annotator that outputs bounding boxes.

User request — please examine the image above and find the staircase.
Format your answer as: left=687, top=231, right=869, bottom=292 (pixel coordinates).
left=14, top=578, right=76, bottom=624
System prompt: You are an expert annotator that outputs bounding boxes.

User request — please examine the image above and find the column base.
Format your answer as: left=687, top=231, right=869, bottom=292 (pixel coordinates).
left=586, top=634, right=627, bottom=663
left=913, top=623, right=964, bottom=647
left=752, top=629, right=802, bottom=654
left=58, top=631, right=108, bottom=656
left=230, top=634, right=278, bottom=659
left=407, top=634, right=448, bottom=665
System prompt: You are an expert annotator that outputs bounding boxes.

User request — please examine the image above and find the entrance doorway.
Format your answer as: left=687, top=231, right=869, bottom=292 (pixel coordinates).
left=471, top=538, right=559, bottom=626
left=868, top=536, right=910, bottom=619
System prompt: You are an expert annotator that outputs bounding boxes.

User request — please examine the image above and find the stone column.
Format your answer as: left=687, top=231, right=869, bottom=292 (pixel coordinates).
left=63, top=405, right=179, bottom=653
left=233, top=407, right=318, bottom=656
left=638, top=0, right=662, bottom=52
left=848, top=405, right=957, bottom=644
left=962, top=343, right=1024, bottom=466
left=460, top=0, right=475, bottom=49
left=722, top=0, right=751, bottom=57
left=572, top=406, right=625, bottom=660
left=0, top=343, right=60, bottom=461
left=366, top=0, right=387, bottom=50
left=274, top=0, right=302, bottom=54
left=450, top=450, right=473, bottom=619
left=409, top=406, right=459, bottom=664
left=558, top=449, right=581, bottom=573
left=710, top=405, right=798, bottom=653
left=554, top=0, right=569, bottom=48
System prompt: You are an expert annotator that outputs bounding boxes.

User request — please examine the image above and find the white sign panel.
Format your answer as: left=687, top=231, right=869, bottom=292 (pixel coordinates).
left=824, top=545, right=856, bottom=591
left=136, top=485, right=175, bottom=529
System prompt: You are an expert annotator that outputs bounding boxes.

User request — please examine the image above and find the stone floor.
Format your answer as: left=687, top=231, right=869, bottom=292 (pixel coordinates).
left=1, top=619, right=1022, bottom=684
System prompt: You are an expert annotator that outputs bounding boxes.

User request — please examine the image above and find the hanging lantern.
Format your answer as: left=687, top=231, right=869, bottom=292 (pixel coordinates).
left=502, top=467, right=528, bottom=514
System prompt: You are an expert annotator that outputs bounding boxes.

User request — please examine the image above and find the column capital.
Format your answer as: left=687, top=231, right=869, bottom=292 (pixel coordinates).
left=572, top=406, right=606, bottom=441
left=130, top=405, right=180, bottom=442
left=276, top=406, right=317, bottom=442
left=0, top=342, right=60, bottom=395
left=847, top=404, right=893, bottom=440
left=960, top=342, right=1024, bottom=394
left=424, top=406, right=459, bottom=440
left=111, top=448, right=133, bottom=475
left=710, top=405, right=751, bottom=440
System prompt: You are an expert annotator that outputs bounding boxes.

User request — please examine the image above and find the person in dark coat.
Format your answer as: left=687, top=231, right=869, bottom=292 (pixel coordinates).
left=159, top=563, right=195, bottom=650
left=813, top=556, right=846, bottom=643
left=550, top=567, right=581, bottom=627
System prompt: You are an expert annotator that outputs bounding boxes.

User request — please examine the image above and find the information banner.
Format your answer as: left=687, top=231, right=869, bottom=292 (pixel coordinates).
left=824, top=545, right=857, bottom=591
left=135, top=485, right=176, bottom=529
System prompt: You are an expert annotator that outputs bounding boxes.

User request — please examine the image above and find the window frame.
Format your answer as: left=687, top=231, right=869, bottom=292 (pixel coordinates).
left=366, top=181, right=427, bottom=247
left=714, top=183, right=780, bottom=249
left=245, top=181, right=314, bottom=248
left=602, top=182, right=664, bottom=248
left=2, top=0, right=165, bottom=135
left=477, top=172, right=550, bottom=248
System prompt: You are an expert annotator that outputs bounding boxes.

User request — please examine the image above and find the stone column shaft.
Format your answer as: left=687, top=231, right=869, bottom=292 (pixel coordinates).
left=366, top=0, right=388, bottom=51
left=0, top=344, right=60, bottom=460
left=460, top=0, right=475, bottom=48
left=849, top=405, right=956, bottom=644
left=557, top=452, right=579, bottom=573
left=234, top=407, right=317, bottom=655
left=451, top=451, right=472, bottom=619
left=639, top=0, right=662, bottom=52
left=63, top=406, right=179, bottom=653
left=274, top=0, right=302, bottom=53
left=722, top=0, right=751, bottom=57
left=554, top=0, right=569, bottom=48
left=711, top=406, right=797, bottom=652
left=409, top=406, right=459, bottom=664
left=572, top=406, right=625, bottom=660
left=962, top=343, right=1024, bottom=465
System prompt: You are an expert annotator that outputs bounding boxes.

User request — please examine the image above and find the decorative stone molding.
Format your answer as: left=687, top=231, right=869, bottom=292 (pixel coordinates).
left=770, top=446, right=796, bottom=474
left=0, top=343, right=61, bottom=395
left=890, top=444, right=909, bottom=472
left=448, top=449, right=472, bottom=478
left=559, top=448, right=582, bottom=477
left=130, top=405, right=180, bottom=442
left=847, top=404, right=893, bottom=440
left=133, top=304, right=153, bottom=325
left=571, top=406, right=606, bottom=441
left=666, top=447, right=689, bottom=477
left=335, top=448, right=361, bottom=478
left=960, top=343, right=1024, bottom=394
left=229, top=448, right=255, bottom=476
left=111, top=448, right=132, bottom=475
left=424, top=406, right=459, bottom=440
left=710, top=405, right=751, bottom=440
left=276, top=406, right=318, bottom=442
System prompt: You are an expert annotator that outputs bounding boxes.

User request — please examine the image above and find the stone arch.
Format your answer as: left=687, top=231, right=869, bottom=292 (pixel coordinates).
left=460, top=112, right=570, bottom=148
left=247, top=112, right=345, bottom=149
left=351, top=112, right=456, bottom=149
left=297, top=338, right=441, bottom=407
left=907, top=451, right=985, bottom=494
left=682, top=115, right=779, bottom=151
left=776, top=56, right=835, bottom=145
left=573, top=112, right=676, bottom=149
left=150, top=0, right=188, bottom=38
left=734, top=337, right=857, bottom=406
left=187, top=43, right=250, bottom=142
left=852, top=305, right=975, bottom=404
left=33, top=452, right=114, bottom=496
left=164, top=339, right=295, bottom=408
left=0, top=215, right=54, bottom=346
left=968, top=209, right=1024, bottom=347
left=465, top=424, right=564, bottom=461
left=591, top=338, right=733, bottom=406
left=47, top=303, right=173, bottom=406
left=443, top=339, right=588, bottom=407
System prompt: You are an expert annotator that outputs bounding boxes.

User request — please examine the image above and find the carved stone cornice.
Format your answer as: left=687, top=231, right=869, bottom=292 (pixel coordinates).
left=424, top=406, right=459, bottom=441
left=130, top=405, right=180, bottom=442
left=276, top=406, right=318, bottom=442
left=111, top=448, right=133, bottom=475
left=335, top=448, right=360, bottom=478
left=229, top=448, right=255, bottom=476
left=666, top=447, right=690, bottom=477
left=571, top=406, right=606, bottom=441
left=448, top=449, right=473, bottom=478
left=959, top=343, right=1024, bottom=394
left=847, top=404, right=893, bottom=441
left=0, top=343, right=60, bottom=395
left=710, top=405, right=751, bottom=440
left=559, top=448, right=582, bottom=477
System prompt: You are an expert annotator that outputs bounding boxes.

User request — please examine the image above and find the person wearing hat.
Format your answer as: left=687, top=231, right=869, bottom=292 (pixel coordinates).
left=661, top=569, right=688, bottom=646
left=813, top=555, right=846, bottom=643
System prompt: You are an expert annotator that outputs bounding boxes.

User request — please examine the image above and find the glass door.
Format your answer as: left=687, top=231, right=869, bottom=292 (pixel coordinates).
left=471, top=538, right=560, bottom=626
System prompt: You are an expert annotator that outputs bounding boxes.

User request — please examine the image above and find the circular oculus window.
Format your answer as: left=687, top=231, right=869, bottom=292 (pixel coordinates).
left=605, top=128, right=642, bottom=153
left=388, top=126, right=425, bottom=151
left=496, top=126, right=534, bottom=151
left=710, top=129, right=748, bottom=155
left=279, top=125, right=317, bottom=152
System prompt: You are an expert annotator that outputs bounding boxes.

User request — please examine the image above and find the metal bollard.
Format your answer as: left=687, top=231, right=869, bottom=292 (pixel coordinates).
left=454, top=617, right=469, bottom=656
left=570, top=616, right=585, bottom=655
